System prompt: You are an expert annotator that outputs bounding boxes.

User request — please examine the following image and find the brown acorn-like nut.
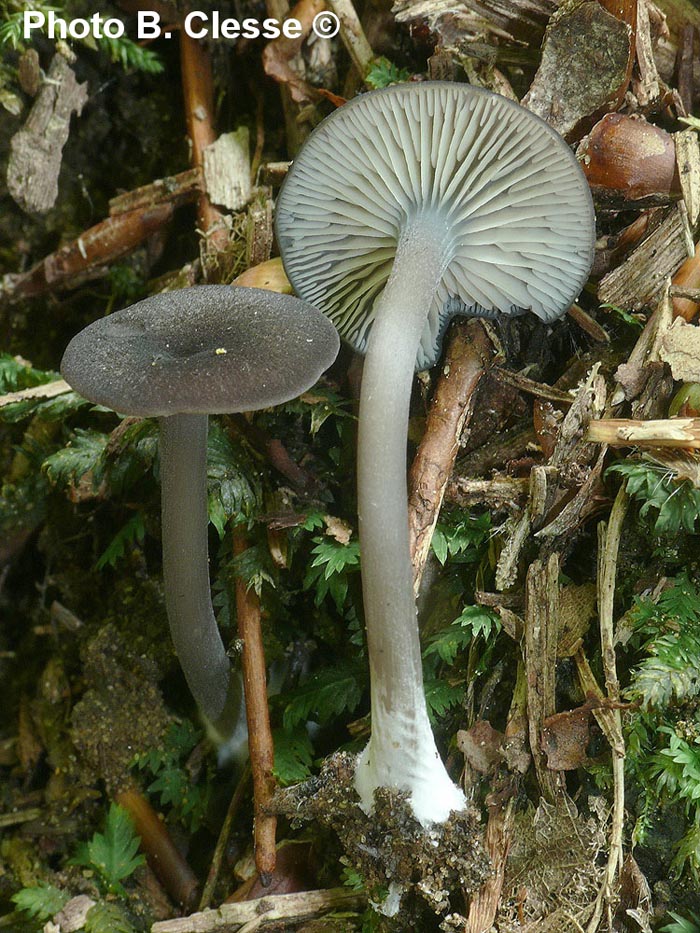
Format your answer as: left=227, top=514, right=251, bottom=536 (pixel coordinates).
left=578, top=113, right=680, bottom=205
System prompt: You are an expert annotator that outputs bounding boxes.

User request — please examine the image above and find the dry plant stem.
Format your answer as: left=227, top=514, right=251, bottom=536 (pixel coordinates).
left=328, top=0, right=374, bottom=77
left=199, top=764, right=252, bottom=910
left=180, top=30, right=228, bottom=251
left=115, top=786, right=199, bottom=911
left=587, top=417, right=700, bottom=447
left=524, top=554, right=564, bottom=802
left=152, top=888, right=365, bottom=933
left=233, top=530, right=277, bottom=880
left=109, top=167, right=203, bottom=215
left=587, top=487, right=628, bottom=933
left=408, top=320, right=493, bottom=591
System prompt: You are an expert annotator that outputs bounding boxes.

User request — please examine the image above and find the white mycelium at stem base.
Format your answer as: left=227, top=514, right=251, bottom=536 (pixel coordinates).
left=355, top=215, right=466, bottom=824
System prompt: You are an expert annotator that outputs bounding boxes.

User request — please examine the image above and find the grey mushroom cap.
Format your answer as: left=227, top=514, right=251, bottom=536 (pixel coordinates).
left=61, top=285, right=340, bottom=416
left=275, top=81, right=596, bottom=371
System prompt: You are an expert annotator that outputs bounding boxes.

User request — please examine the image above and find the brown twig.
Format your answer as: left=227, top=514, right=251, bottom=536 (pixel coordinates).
left=179, top=29, right=229, bottom=253
left=407, top=320, right=494, bottom=590
left=233, top=531, right=277, bottom=881
left=1, top=203, right=174, bottom=304
left=199, top=764, right=252, bottom=910
left=115, top=786, right=199, bottom=911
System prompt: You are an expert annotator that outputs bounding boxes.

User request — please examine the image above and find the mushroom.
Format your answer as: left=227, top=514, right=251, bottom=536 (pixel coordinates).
left=275, top=82, right=595, bottom=825
left=61, top=285, right=339, bottom=756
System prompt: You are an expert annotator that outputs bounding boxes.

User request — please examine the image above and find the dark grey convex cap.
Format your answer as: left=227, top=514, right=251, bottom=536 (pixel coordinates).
left=61, top=285, right=340, bottom=417
left=275, top=81, right=595, bottom=371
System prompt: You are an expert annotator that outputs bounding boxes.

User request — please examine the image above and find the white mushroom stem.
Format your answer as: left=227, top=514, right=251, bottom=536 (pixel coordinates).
left=159, top=413, right=246, bottom=757
left=355, top=215, right=466, bottom=825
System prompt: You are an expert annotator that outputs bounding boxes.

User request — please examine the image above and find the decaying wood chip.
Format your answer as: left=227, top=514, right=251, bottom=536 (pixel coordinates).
left=631, top=0, right=664, bottom=110
left=577, top=114, right=680, bottom=208
left=524, top=554, right=565, bottom=801
left=675, top=128, right=700, bottom=228
left=151, top=888, right=365, bottom=932
left=53, top=895, right=97, bottom=933
left=676, top=25, right=696, bottom=116
left=7, top=53, right=88, bottom=214
left=446, top=475, right=529, bottom=511
left=203, top=129, right=252, bottom=212
left=598, top=203, right=694, bottom=310
left=521, top=0, right=632, bottom=142
left=393, top=0, right=557, bottom=48
left=659, top=317, right=700, bottom=380
left=246, top=191, right=274, bottom=268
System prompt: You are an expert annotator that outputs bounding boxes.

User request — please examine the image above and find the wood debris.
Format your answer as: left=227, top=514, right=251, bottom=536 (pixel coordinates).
left=7, top=53, right=87, bottom=215
left=522, top=0, right=633, bottom=142
left=598, top=203, right=694, bottom=309
left=151, top=888, right=365, bottom=933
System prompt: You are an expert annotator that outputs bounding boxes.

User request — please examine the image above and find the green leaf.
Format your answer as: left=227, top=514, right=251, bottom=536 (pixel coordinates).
left=660, top=913, right=700, bottom=933
left=43, top=429, right=108, bottom=489
left=365, top=57, right=410, bottom=89
left=273, top=726, right=314, bottom=785
left=71, top=804, right=145, bottom=896
left=303, top=536, right=360, bottom=611
left=96, top=512, right=146, bottom=570
left=609, top=460, right=700, bottom=536
left=424, top=679, right=464, bottom=722
left=11, top=883, right=69, bottom=920
left=206, top=422, right=262, bottom=536
left=85, top=901, right=136, bottom=933
left=425, top=605, right=501, bottom=665
left=283, top=666, right=365, bottom=730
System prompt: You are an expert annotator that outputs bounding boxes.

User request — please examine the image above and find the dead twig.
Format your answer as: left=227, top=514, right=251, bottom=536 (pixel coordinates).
left=408, top=320, right=494, bottom=590
left=587, top=416, right=700, bottom=447
left=115, top=786, right=199, bottom=911
left=233, top=531, right=277, bottom=881
left=586, top=486, right=628, bottom=933
left=1, top=203, right=174, bottom=304
left=329, top=0, right=374, bottom=77
left=151, top=888, right=365, bottom=933
left=199, top=765, right=252, bottom=910
left=180, top=28, right=229, bottom=254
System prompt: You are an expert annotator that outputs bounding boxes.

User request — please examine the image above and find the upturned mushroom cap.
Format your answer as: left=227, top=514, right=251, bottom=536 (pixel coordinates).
left=276, top=81, right=595, bottom=371
left=61, top=285, right=340, bottom=416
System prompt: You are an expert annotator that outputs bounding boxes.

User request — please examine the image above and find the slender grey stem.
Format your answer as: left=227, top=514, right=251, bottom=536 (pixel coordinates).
left=159, top=414, right=244, bottom=749
left=355, top=214, right=465, bottom=822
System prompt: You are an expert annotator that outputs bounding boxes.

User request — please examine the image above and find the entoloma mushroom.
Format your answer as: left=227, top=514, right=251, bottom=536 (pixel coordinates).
left=61, top=285, right=339, bottom=755
left=276, top=82, right=595, bottom=825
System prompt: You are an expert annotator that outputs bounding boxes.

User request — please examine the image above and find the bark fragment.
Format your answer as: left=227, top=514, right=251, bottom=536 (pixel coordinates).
left=7, top=53, right=88, bottom=215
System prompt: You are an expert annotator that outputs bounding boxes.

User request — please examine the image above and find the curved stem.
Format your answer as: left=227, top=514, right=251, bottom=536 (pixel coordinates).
left=355, top=215, right=466, bottom=824
left=159, top=414, right=246, bottom=755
